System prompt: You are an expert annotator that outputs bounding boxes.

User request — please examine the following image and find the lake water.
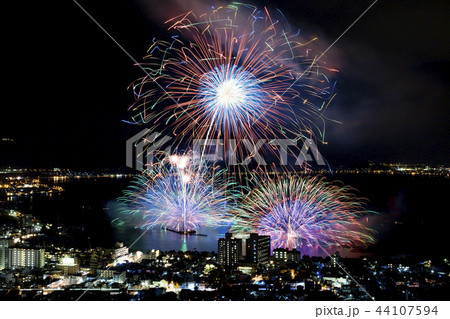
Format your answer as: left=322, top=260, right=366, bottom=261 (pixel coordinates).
left=11, top=173, right=449, bottom=258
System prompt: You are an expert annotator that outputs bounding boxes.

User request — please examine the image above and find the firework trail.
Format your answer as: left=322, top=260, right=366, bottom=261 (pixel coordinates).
left=129, top=3, right=337, bottom=161
left=231, top=172, right=375, bottom=250
left=117, top=151, right=239, bottom=232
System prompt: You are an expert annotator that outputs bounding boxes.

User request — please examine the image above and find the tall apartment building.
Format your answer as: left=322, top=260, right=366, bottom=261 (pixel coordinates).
left=0, top=238, right=14, bottom=270
left=246, top=233, right=270, bottom=265
left=7, top=247, right=45, bottom=269
left=218, top=233, right=242, bottom=267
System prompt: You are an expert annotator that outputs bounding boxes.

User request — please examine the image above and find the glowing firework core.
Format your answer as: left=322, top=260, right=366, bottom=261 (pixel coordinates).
left=216, top=78, right=245, bottom=109
left=199, top=65, right=265, bottom=123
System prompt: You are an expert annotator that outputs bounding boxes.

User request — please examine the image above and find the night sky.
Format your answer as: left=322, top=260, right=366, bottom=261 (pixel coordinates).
left=1, top=0, right=448, bottom=169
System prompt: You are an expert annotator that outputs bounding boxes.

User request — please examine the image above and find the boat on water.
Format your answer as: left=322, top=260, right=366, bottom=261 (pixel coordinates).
left=164, top=228, right=207, bottom=237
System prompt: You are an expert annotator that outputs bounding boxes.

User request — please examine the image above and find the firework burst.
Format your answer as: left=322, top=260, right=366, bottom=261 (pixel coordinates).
left=231, top=173, right=375, bottom=250
left=117, top=151, right=239, bottom=232
left=129, top=3, right=337, bottom=161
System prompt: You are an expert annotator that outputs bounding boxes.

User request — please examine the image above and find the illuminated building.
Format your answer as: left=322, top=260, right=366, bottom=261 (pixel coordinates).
left=287, top=249, right=301, bottom=264
left=113, top=271, right=127, bottom=283
left=218, top=233, right=242, bottom=267
left=7, top=247, right=45, bottom=269
left=246, top=233, right=270, bottom=265
left=148, top=249, right=160, bottom=260
left=330, top=251, right=340, bottom=267
left=56, top=256, right=80, bottom=275
left=272, top=248, right=301, bottom=266
left=273, top=248, right=288, bottom=263
left=237, top=265, right=256, bottom=275
left=323, top=276, right=348, bottom=289
left=98, top=268, right=126, bottom=283
left=0, top=238, right=14, bottom=270
left=98, top=268, right=116, bottom=279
